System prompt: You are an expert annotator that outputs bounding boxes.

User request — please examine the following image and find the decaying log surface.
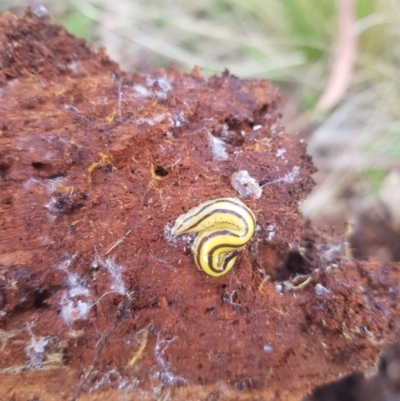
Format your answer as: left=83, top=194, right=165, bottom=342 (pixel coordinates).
left=0, top=9, right=399, bottom=401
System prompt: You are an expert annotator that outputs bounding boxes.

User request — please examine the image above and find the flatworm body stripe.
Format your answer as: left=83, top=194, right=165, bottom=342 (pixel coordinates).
left=171, top=198, right=256, bottom=277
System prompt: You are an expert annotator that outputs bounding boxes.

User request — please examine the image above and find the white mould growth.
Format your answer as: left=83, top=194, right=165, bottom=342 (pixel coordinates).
left=156, top=76, right=172, bottom=92
left=25, top=325, right=50, bottom=369
left=283, top=281, right=292, bottom=292
left=164, top=222, right=195, bottom=261
left=282, top=166, right=299, bottom=183
left=24, top=176, right=65, bottom=193
left=26, top=336, right=50, bottom=369
left=57, top=254, right=92, bottom=325
left=233, top=150, right=242, bottom=161
left=149, top=253, right=176, bottom=272
left=163, top=222, right=177, bottom=245
left=222, top=290, right=240, bottom=307
left=94, top=251, right=126, bottom=296
left=261, top=166, right=300, bottom=188
left=60, top=295, right=90, bottom=325
left=270, top=123, right=278, bottom=135
left=172, top=112, right=185, bottom=128
left=44, top=196, right=60, bottom=214
left=136, top=113, right=169, bottom=127
left=315, top=283, right=330, bottom=296
left=208, top=134, right=228, bottom=161
left=319, top=243, right=343, bottom=263
left=40, top=236, right=54, bottom=245
left=181, top=234, right=195, bottom=245
left=266, top=225, right=277, bottom=241
left=86, top=369, right=138, bottom=393
left=253, top=124, right=262, bottom=131
left=24, top=176, right=70, bottom=218
left=103, top=258, right=126, bottom=295
left=67, top=273, right=90, bottom=298
left=276, top=147, right=286, bottom=159
left=57, top=253, right=78, bottom=272
left=132, top=85, right=151, bottom=97
left=68, top=61, right=81, bottom=74
left=154, top=334, right=187, bottom=387
left=231, top=170, right=262, bottom=199
left=146, top=76, right=155, bottom=86
left=263, top=344, right=274, bottom=353
left=145, top=76, right=173, bottom=99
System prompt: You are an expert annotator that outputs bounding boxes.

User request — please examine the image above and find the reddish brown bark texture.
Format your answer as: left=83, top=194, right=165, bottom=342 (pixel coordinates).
left=0, top=9, right=398, bottom=401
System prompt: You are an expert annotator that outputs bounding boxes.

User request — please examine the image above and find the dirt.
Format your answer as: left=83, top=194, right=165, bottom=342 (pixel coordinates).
left=0, top=8, right=399, bottom=401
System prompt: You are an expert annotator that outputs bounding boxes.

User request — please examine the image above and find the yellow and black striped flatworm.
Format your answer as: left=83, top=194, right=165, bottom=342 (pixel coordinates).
left=171, top=198, right=256, bottom=277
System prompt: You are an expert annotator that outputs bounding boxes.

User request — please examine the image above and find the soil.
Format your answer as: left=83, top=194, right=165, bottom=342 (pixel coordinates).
left=0, top=9, right=399, bottom=401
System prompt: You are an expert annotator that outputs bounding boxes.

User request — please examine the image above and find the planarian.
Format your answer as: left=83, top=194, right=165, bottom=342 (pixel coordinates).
left=171, top=198, right=256, bottom=277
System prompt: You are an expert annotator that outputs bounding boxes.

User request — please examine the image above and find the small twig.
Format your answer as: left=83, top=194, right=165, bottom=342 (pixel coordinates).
left=105, top=230, right=132, bottom=256
left=290, top=275, right=313, bottom=291
left=128, top=325, right=150, bottom=367
left=164, top=157, right=181, bottom=169
left=258, top=275, right=271, bottom=295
